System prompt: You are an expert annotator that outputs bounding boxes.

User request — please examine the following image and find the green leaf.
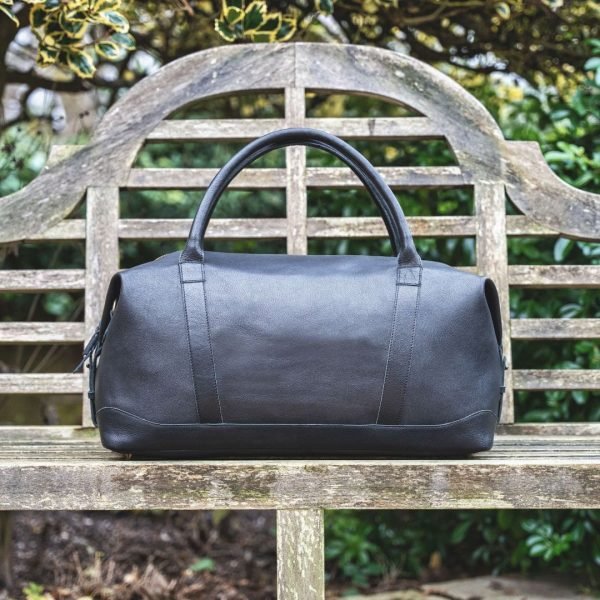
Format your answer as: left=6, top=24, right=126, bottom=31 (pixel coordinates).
left=214, top=18, right=237, bottom=41
left=243, top=1, right=266, bottom=31
left=96, top=10, right=130, bottom=32
left=95, top=40, right=124, bottom=60
left=111, top=31, right=135, bottom=50
left=30, top=5, right=50, bottom=28
left=37, top=44, right=60, bottom=66
left=275, top=15, right=296, bottom=41
left=58, top=10, right=88, bottom=37
left=189, top=557, right=215, bottom=572
left=584, top=57, right=600, bottom=71
left=315, top=0, right=334, bottom=14
left=44, top=0, right=61, bottom=9
left=553, top=237, right=574, bottom=262
left=66, top=48, right=96, bottom=78
left=222, top=6, right=244, bottom=25
left=450, top=519, right=472, bottom=544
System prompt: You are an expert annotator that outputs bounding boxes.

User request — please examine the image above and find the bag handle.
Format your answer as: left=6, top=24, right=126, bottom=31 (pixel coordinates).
left=181, top=128, right=421, bottom=266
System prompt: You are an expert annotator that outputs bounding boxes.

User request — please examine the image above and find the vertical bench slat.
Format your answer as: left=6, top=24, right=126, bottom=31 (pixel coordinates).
left=474, top=182, right=513, bottom=423
left=84, top=187, right=119, bottom=426
left=285, top=87, right=308, bottom=255
left=277, top=508, right=325, bottom=599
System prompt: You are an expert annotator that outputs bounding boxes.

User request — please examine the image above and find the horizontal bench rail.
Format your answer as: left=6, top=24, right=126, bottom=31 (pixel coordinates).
left=25, top=215, right=564, bottom=241
left=147, top=117, right=443, bottom=141
left=0, top=429, right=598, bottom=510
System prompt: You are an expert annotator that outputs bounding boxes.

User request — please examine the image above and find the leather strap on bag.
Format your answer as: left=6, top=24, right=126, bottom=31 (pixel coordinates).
left=181, top=128, right=422, bottom=269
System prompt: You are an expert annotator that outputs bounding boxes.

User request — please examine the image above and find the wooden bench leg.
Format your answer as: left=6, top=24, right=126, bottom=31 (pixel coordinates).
left=277, top=508, right=325, bottom=600
left=0, top=511, right=12, bottom=588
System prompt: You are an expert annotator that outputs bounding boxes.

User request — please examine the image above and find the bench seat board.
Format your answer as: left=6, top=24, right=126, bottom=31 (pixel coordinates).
left=1, top=429, right=598, bottom=511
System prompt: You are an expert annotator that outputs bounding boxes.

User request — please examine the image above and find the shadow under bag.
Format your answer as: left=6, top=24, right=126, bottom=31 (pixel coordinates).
left=82, top=128, right=506, bottom=457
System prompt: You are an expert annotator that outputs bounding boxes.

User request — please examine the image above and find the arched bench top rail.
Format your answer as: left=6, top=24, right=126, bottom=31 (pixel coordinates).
left=0, top=43, right=598, bottom=243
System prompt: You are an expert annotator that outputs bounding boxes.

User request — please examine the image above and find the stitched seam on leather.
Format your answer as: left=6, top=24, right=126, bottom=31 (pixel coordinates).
left=397, top=282, right=421, bottom=424
left=97, top=406, right=496, bottom=429
left=202, top=277, right=224, bottom=423
left=375, top=277, right=400, bottom=424
left=178, top=263, right=202, bottom=423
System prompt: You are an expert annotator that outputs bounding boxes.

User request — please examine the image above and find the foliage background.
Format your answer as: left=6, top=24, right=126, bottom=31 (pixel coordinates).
left=1, top=0, right=599, bottom=593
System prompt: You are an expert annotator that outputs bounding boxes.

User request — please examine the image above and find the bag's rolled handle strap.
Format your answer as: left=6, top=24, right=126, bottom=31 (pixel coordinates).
left=181, top=128, right=421, bottom=267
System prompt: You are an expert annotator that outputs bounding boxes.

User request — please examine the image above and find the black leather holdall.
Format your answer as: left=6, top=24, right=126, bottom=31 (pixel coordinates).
left=83, top=128, right=506, bottom=458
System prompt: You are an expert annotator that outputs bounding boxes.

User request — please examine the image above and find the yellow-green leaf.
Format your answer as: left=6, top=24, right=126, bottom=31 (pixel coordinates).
left=315, top=0, right=334, bottom=15
left=275, top=15, right=296, bottom=41
left=0, top=4, right=19, bottom=25
left=95, top=39, right=124, bottom=60
left=66, top=48, right=96, bottom=78
left=495, top=2, right=511, bottom=19
left=92, top=0, right=121, bottom=11
left=43, top=0, right=61, bottom=10
left=95, top=9, right=129, bottom=32
left=243, top=0, right=267, bottom=30
left=58, top=10, right=88, bottom=37
left=37, top=45, right=59, bottom=65
left=111, top=31, right=135, bottom=50
left=214, top=18, right=237, bottom=41
left=29, top=4, right=50, bottom=28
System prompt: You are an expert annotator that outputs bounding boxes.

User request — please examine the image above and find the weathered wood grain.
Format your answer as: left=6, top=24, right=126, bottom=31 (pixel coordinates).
left=277, top=509, right=324, bottom=600
left=0, top=374, right=83, bottom=394
left=508, top=265, right=600, bottom=288
left=125, top=166, right=466, bottom=189
left=511, top=319, right=600, bottom=339
left=513, top=369, right=600, bottom=390
left=147, top=117, right=441, bottom=142
left=84, top=187, right=119, bottom=425
left=0, top=440, right=598, bottom=509
left=0, top=322, right=84, bottom=344
left=0, top=270, right=85, bottom=292
left=28, top=215, right=561, bottom=241
left=475, top=182, right=513, bottom=423
left=285, top=86, right=308, bottom=255
left=503, top=141, right=600, bottom=240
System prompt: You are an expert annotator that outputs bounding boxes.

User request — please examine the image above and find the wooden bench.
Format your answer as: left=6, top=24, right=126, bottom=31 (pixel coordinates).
left=1, top=43, right=599, bottom=598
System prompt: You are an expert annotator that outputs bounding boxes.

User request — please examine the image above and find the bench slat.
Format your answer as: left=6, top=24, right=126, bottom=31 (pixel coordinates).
left=0, top=374, right=83, bottom=394
left=511, top=319, right=600, bottom=339
left=513, top=369, right=600, bottom=390
left=23, top=215, right=563, bottom=241
left=0, top=432, right=598, bottom=510
left=147, top=117, right=441, bottom=142
left=126, top=166, right=466, bottom=189
left=0, top=270, right=86, bottom=292
left=2, top=369, right=597, bottom=394
left=0, top=322, right=84, bottom=344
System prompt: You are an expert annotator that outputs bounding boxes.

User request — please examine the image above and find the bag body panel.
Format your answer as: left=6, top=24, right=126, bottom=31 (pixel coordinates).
left=95, top=251, right=503, bottom=438
left=97, top=404, right=497, bottom=458
left=202, top=251, right=398, bottom=424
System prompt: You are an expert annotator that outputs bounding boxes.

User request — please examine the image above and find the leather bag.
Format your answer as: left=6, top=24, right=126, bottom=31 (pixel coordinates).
left=84, top=128, right=506, bottom=457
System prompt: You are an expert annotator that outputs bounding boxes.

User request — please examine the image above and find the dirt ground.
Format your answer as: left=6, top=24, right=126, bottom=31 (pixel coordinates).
left=1, top=511, right=277, bottom=600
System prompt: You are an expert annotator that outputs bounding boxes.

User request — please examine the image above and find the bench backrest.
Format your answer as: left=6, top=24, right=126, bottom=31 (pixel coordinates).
left=1, top=43, right=598, bottom=431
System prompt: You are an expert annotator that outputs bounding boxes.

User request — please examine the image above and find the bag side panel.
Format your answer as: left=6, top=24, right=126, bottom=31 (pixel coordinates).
left=95, top=253, right=199, bottom=424
left=402, top=263, right=504, bottom=424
